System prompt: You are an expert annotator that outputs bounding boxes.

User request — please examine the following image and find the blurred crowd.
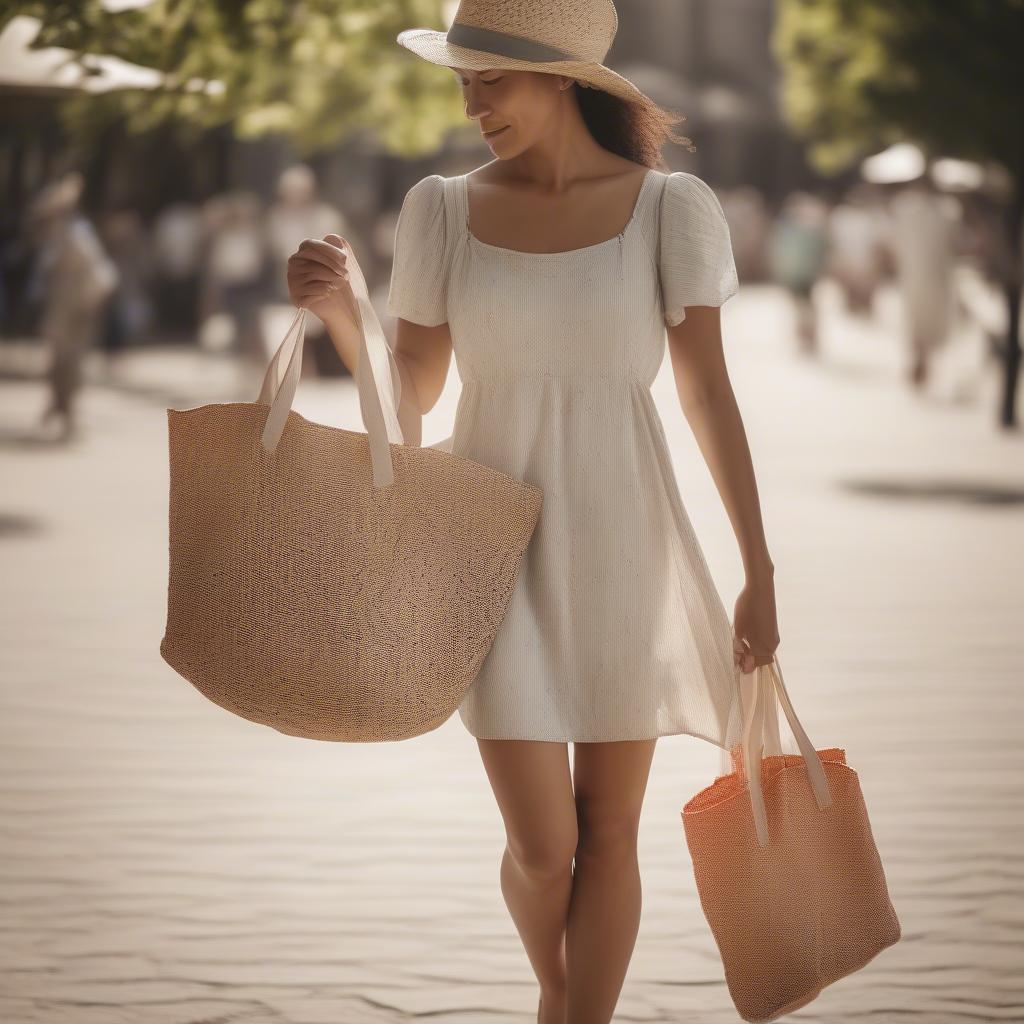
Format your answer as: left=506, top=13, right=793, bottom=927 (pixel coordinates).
left=1, top=162, right=1012, bottom=441
left=721, top=175, right=1012, bottom=385
left=2, top=163, right=347, bottom=440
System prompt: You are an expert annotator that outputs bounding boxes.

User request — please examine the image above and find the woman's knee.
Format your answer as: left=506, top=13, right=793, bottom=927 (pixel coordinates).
left=476, top=738, right=577, bottom=883
left=574, top=808, right=642, bottom=864
left=506, top=825, right=578, bottom=884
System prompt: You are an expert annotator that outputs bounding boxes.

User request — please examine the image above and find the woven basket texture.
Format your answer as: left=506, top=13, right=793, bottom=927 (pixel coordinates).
left=161, top=400, right=543, bottom=741
left=682, top=742, right=901, bottom=1021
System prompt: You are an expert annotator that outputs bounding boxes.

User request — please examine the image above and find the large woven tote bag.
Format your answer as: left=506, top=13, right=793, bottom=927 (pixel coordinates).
left=160, top=249, right=543, bottom=742
left=681, top=654, right=901, bottom=1022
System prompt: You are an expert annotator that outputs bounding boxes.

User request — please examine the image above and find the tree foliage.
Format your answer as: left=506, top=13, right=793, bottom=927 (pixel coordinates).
left=773, top=0, right=1024, bottom=180
left=0, top=0, right=464, bottom=155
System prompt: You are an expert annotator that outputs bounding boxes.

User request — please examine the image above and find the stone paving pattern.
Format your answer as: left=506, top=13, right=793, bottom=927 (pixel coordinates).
left=1, top=284, right=1022, bottom=1022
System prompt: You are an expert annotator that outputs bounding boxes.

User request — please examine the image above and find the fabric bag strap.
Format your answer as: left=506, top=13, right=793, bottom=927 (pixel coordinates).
left=740, top=654, right=834, bottom=848
left=255, top=245, right=405, bottom=487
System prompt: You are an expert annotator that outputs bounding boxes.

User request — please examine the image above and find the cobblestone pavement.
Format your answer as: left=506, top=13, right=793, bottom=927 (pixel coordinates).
left=1, top=284, right=1022, bottom=1022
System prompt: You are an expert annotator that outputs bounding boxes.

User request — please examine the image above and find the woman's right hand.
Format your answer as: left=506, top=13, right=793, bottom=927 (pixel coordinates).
left=286, top=233, right=360, bottom=323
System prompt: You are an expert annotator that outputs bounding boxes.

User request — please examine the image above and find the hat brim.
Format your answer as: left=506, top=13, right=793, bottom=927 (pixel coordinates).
left=397, top=28, right=650, bottom=106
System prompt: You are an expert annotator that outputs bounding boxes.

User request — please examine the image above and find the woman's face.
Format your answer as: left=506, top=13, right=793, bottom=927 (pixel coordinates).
left=450, top=67, right=574, bottom=155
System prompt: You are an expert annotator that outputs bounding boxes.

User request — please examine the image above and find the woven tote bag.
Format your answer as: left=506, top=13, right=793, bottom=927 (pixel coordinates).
left=681, top=654, right=901, bottom=1022
left=159, top=249, right=543, bottom=742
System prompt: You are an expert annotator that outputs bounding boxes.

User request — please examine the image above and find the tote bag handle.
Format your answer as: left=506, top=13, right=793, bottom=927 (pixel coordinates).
left=741, top=654, right=834, bottom=848
left=255, top=243, right=405, bottom=488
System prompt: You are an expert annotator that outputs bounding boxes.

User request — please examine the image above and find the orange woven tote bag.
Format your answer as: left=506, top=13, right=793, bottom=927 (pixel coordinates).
left=160, top=252, right=543, bottom=742
left=681, top=654, right=901, bottom=1022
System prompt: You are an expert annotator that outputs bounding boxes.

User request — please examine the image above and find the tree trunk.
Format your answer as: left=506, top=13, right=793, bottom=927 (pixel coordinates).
left=1000, top=178, right=1023, bottom=428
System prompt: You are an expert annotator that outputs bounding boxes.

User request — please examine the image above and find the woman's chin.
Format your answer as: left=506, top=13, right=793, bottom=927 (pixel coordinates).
left=483, top=126, right=512, bottom=148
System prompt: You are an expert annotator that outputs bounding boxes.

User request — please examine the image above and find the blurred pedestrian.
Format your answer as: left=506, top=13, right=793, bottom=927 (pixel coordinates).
left=768, top=191, right=830, bottom=354
left=152, top=200, right=204, bottom=340
left=720, top=185, right=772, bottom=283
left=27, top=171, right=119, bottom=441
left=265, top=164, right=347, bottom=376
left=827, top=184, right=886, bottom=315
left=201, top=191, right=269, bottom=369
left=887, top=178, right=960, bottom=387
left=98, top=208, right=155, bottom=372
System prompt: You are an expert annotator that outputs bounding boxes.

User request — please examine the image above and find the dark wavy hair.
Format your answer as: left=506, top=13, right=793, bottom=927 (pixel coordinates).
left=574, top=83, right=694, bottom=171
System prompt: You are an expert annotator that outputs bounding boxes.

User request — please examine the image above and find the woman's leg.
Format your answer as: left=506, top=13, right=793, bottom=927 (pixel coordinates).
left=564, top=738, right=659, bottom=1024
left=476, top=738, right=576, bottom=1022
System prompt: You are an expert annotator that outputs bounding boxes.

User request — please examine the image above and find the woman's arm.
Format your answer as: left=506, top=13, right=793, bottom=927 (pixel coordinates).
left=287, top=232, right=452, bottom=448
left=666, top=305, right=779, bottom=670
left=321, top=306, right=453, bottom=449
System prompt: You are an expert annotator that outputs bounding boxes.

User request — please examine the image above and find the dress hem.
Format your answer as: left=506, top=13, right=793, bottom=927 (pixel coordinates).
left=460, top=723, right=734, bottom=748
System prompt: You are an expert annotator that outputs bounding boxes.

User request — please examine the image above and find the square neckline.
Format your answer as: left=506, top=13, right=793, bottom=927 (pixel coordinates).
left=461, top=168, right=659, bottom=259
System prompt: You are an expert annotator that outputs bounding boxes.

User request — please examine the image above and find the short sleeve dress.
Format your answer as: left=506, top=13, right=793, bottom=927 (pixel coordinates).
left=386, top=168, right=745, bottom=748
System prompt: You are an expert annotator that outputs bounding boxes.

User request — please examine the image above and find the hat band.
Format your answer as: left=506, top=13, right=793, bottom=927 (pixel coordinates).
left=445, top=22, right=578, bottom=63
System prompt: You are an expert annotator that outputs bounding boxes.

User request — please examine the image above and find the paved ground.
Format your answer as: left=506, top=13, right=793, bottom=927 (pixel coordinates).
left=1, top=282, right=1022, bottom=1023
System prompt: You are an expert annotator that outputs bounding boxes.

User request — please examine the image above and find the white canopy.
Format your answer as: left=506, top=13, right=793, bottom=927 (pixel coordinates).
left=0, top=14, right=220, bottom=95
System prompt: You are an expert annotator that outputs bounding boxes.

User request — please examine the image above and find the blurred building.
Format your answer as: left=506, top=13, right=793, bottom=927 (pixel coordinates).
left=610, top=0, right=825, bottom=195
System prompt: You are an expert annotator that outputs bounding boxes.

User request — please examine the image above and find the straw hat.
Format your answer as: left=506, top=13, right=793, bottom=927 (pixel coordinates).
left=397, top=0, right=653, bottom=107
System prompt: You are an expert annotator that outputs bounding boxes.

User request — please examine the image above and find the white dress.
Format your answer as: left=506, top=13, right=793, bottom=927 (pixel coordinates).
left=386, top=168, right=745, bottom=747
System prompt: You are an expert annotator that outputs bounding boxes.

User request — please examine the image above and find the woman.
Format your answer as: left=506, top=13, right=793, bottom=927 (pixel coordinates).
left=286, top=3, right=778, bottom=1022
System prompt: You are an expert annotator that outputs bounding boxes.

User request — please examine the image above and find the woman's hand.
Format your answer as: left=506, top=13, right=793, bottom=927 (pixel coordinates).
left=286, top=232, right=359, bottom=323
left=732, top=573, right=780, bottom=674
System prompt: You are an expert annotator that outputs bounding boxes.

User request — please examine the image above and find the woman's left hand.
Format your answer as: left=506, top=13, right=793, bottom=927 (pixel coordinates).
left=732, top=574, right=780, bottom=674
